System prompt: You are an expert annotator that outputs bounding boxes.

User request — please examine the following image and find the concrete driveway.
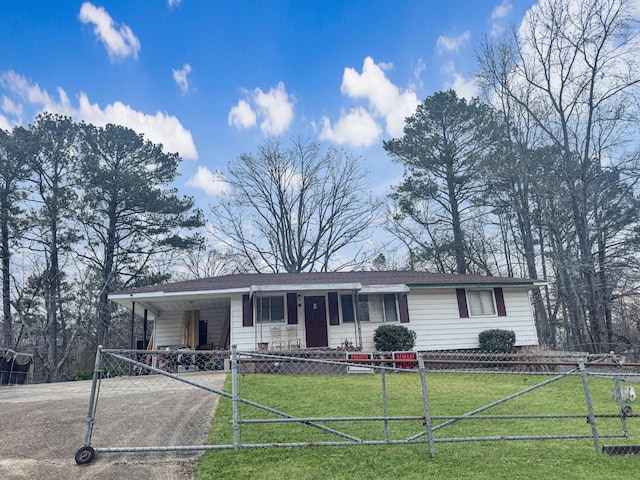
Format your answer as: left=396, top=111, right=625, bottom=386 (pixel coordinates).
left=0, top=372, right=227, bottom=480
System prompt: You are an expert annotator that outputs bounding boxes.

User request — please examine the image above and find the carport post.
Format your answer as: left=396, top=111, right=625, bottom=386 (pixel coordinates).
left=82, top=345, right=103, bottom=447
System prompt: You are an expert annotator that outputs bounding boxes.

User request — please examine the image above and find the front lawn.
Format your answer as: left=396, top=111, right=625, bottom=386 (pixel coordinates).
left=195, top=372, right=640, bottom=479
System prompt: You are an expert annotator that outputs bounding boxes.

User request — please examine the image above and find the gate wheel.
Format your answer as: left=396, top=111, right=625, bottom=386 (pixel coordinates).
left=75, top=446, right=96, bottom=465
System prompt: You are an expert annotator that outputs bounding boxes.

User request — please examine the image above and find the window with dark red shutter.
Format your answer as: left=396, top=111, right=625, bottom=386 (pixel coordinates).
left=456, top=289, right=469, bottom=318
left=328, top=292, right=340, bottom=325
left=494, top=288, right=507, bottom=316
left=398, top=294, right=410, bottom=323
left=242, top=294, right=253, bottom=327
left=287, top=292, right=298, bottom=324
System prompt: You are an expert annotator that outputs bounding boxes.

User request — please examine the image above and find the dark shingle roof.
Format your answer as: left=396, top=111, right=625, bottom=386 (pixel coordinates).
left=111, top=271, right=540, bottom=296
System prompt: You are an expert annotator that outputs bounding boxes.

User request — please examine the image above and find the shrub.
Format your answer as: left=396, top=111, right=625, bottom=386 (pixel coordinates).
left=73, top=370, right=94, bottom=381
left=374, top=325, right=417, bottom=351
left=478, top=329, right=516, bottom=353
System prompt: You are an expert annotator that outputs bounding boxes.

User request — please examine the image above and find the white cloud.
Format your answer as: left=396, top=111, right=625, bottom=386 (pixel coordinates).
left=168, top=0, right=183, bottom=7
left=78, top=2, right=141, bottom=61
left=228, top=99, right=256, bottom=129
left=440, top=61, right=478, bottom=100
left=0, top=70, right=198, bottom=159
left=173, top=63, right=192, bottom=93
left=436, top=31, right=470, bottom=54
left=186, top=166, right=230, bottom=196
left=317, top=106, right=382, bottom=148
left=491, top=0, right=513, bottom=20
left=228, top=81, right=294, bottom=136
left=0, top=114, right=11, bottom=131
left=2, top=95, right=23, bottom=118
left=254, top=82, right=295, bottom=136
left=447, top=73, right=479, bottom=100
left=489, top=0, right=513, bottom=36
left=77, top=93, right=198, bottom=158
left=0, top=70, right=73, bottom=115
left=340, top=56, right=419, bottom=138
left=413, top=58, right=426, bottom=90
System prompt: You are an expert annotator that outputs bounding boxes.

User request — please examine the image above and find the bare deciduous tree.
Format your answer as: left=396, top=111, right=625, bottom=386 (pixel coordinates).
left=476, top=0, right=640, bottom=352
left=211, top=137, right=378, bottom=273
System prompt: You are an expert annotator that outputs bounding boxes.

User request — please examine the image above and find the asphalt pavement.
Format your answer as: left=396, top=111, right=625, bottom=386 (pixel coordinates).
left=0, top=372, right=226, bottom=480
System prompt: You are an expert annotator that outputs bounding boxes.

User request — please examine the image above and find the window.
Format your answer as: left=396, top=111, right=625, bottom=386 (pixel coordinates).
left=357, top=295, right=371, bottom=321
left=341, top=294, right=355, bottom=323
left=383, top=294, right=398, bottom=322
left=258, top=296, right=285, bottom=323
left=341, top=293, right=398, bottom=323
left=467, top=290, right=496, bottom=316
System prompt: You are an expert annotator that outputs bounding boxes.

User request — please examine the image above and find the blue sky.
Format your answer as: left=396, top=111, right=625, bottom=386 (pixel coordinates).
left=0, top=0, right=535, bottom=210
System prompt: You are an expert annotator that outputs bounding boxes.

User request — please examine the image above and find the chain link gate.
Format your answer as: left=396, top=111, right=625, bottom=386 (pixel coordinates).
left=74, top=346, right=231, bottom=464
left=75, top=347, right=640, bottom=465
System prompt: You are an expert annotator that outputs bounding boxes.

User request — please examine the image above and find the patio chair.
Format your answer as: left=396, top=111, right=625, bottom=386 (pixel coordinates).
left=286, top=325, right=301, bottom=348
left=270, top=326, right=286, bottom=349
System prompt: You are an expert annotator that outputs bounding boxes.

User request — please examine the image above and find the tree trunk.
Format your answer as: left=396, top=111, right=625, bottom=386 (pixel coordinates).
left=448, top=176, right=466, bottom=274
left=97, top=200, right=118, bottom=347
left=1, top=207, right=12, bottom=348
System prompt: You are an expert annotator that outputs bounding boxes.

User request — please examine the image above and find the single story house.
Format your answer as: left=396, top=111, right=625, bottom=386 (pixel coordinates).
left=108, top=271, right=542, bottom=352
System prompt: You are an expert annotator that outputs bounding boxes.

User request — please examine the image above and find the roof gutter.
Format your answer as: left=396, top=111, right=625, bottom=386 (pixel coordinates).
left=249, top=283, right=362, bottom=297
left=407, top=280, right=547, bottom=288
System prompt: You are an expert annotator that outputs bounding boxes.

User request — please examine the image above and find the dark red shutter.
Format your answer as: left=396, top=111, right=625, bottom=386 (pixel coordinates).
left=398, top=294, right=410, bottom=323
left=456, top=289, right=469, bottom=318
left=287, top=292, right=298, bottom=324
left=494, top=287, right=507, bottom=316
left=242, top=294, right=253, bottom=326
left=328, top=292, right=340, bottom=325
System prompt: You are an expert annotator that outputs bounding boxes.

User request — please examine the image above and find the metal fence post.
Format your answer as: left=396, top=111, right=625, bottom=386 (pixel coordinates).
left=417, top=356, right=435, bottom=458
left=381, top=367, right=389, bottom=442
left=74, top=346, right=104, bottom=464
left=578, top=359, right=601, bottom=455
left=231, top=345, right=240, bottom=450
left=82, top=345, right=103, bottom=447
left=612, top=377, right=630, bottom=437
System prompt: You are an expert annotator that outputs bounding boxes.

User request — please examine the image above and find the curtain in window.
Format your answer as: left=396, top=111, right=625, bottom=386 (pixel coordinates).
left=368, top=295, right=384, bottom=322
left=182, top=310, right=199, bottom=347
left=383, top=294, right=398, bottom=322
left=357, top=295, right=370, bottom=322
left=467, top=291, right=496, bottom=316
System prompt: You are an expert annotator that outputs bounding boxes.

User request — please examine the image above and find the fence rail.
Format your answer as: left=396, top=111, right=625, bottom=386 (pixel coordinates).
left=74, top=347, right=640, bottom=465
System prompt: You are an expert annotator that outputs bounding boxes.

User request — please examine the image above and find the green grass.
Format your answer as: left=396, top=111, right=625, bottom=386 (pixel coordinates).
left=195, top=372, right=640, bottom=479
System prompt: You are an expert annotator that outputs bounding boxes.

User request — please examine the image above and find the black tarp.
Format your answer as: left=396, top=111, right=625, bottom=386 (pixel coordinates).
left=0, top=349, right=33, bottom=385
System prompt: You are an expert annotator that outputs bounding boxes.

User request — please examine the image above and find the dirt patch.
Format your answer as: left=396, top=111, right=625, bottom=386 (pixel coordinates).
left=0, top=372, right=227, bottom=480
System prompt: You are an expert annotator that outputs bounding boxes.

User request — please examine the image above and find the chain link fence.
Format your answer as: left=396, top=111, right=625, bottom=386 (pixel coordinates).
left=75, top=346, right=640, bottom=465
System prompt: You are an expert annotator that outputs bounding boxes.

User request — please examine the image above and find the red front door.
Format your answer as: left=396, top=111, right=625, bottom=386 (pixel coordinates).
left=304, top=296, right=328, bottom=348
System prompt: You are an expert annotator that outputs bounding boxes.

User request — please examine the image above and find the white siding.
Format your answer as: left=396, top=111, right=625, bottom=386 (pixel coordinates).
left=230, top=293, right=255, bottom=350
left=155, top=286, right=539, bottom=352
left=406, top=287, right=538, bottom=351
left=154, top=311, right=184, bottom=348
